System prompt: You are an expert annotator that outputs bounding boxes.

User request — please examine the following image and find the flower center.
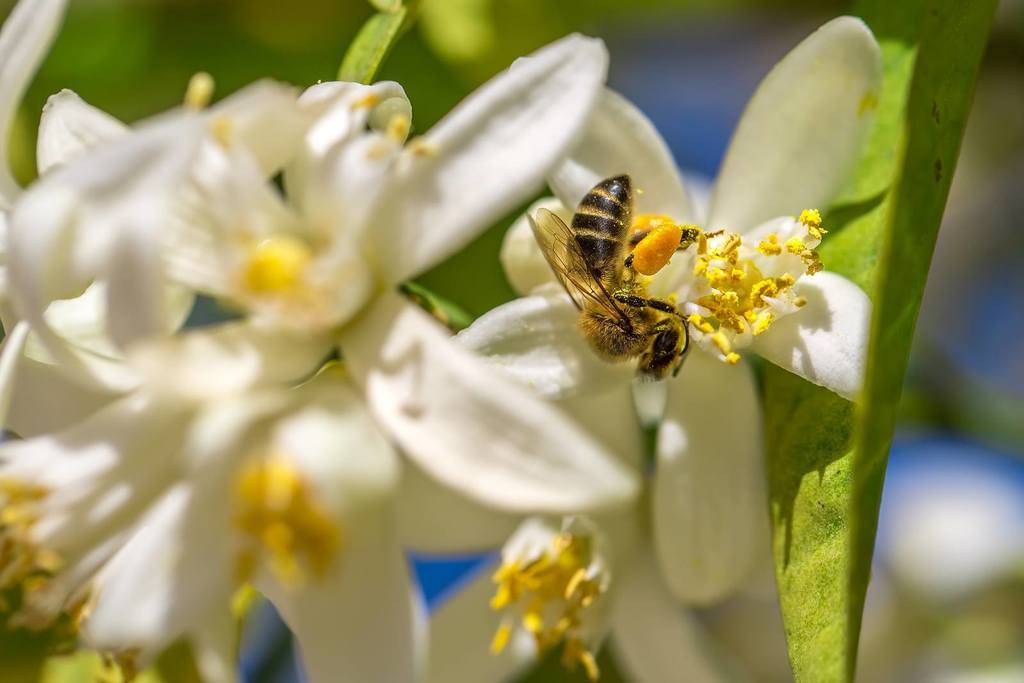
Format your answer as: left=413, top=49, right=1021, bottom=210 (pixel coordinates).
left=489, top=527, right=607, bottom=681
left=632, top=209, right=827, bottom=364
left=241, top=235, right=315, bottom=297
left=232, top=454, right=341, bottom=587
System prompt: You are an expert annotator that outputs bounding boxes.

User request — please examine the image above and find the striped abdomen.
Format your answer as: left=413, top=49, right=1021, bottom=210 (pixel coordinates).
left=572, top=175, right=633, bottom=278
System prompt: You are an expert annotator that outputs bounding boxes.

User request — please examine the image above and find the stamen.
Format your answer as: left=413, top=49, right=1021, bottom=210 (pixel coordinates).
left=242, top=235, right=314, bottom=296
left=184, top=72, right=215, bottom=111
left=233, top=454, right=341, bottom=587
left=489, top=521, right=607, bottom=679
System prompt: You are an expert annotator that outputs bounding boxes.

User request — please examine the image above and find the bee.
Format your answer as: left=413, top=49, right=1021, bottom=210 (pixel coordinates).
left=530, top=174, right=690, bottom=379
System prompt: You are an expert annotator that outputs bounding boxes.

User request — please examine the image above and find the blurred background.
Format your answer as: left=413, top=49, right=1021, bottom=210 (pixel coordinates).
left=3, top=0, right=1023, bottom=680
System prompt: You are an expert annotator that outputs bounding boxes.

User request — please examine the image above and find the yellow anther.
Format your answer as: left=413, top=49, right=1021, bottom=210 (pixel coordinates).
left=717, top=234, right=742, bottom=256
left=688, top=313, right=715, bottom=334
left=354, top=92, right=380, bottom=109
left=210, top=116, right=234, bottom=147
left=386, top=114, right=411, bottom=142
left=724, top=352, right=741, bottom=365
left=242, top=235, right=313, bottom=295
left=631, top=223, right=683, bottom=275
left=799, top=208, right=822, bottom=229
left=407, top=137, right=438, bottom=156
left=711, top=332, right=732, bottom=355
left=184, top=72, right=215, bottom=110
left=785, top=236, right=806, bottom=254
left=233, top=453, right=341, bottom=587
left=752, top=312, right=775, bottom=336
left=757, top=233, right=783, bottom=256
left=490, top=623, right=512, bottom=654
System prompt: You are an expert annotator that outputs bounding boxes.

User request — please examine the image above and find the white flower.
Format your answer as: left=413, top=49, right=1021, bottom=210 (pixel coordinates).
left=407, top=18, right=880, bottom=679
left=0, top=323, right=418, bottom=682
left=1, top=29, right=651, bottom=680
left=454, top=16, right=882, bottom=611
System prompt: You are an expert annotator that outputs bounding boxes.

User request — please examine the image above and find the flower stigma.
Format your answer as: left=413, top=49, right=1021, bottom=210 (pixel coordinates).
left=232, top=454, right=341, bottom=588
left=490, top=519, right=608, bottom=682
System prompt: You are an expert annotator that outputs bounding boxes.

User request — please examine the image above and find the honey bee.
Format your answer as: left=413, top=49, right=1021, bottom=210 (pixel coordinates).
left=530, top=175, right=690, bottom=379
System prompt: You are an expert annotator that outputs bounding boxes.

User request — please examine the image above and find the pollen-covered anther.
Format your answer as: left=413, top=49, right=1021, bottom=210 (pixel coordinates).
left=757, top=233, right=783, bottom=256
left=799, top=208, right=827, bottom=240
left=232, top=453, right=341, bottom=587
left=184, top=72, right=215, bottom=111
left=489, top=523, right=608, bottom=681
left=242, top=234, right=314, bottom=296
left=386, top=114, right=411, bottom=142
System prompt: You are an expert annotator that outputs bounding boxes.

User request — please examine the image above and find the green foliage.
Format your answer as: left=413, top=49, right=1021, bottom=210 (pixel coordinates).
left=764, top=1, right=998, bottom=681
left=338, top=0, right=420, bottom=84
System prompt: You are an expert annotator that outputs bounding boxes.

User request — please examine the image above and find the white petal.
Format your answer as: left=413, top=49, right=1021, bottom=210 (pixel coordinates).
left=707, top=16, right=883, bottom=232
left=752, top=270, right=870, bottom=401
left=455, top=292, right=632, bottom=400
left=398, top=459, right=521, bottom=553
left=611, top=551, right=729, bottom=683
left=8, top=112, right=207, bottom=373
left=550, top=88, right=692, bottom=219
left=36, top=90, right=127, bottom=174
left=498, top=198, right=564, bottom=297
left=209, top=80, right=308, bottom=175
left=83, top=482, right=236, bottom=664
left=262, top=501, right=420, bottom=683
left=128, top=322, right=332, bottom=401
left=3, top=342, right=113, bottom=437
left=0, top=319, right=29, bottom=425
left=341, top=292, right=640, bottom=515
left=653, top=352, right=769, bottom=605
left=368, top=34, right=609, bottom=283
left=0, top=0, right=67, bottom=206
left=427, top=560, right=536, bottom=683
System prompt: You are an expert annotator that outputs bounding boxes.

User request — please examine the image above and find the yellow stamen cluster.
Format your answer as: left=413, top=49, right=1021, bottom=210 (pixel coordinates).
left=490, top=531, right=604, bottom=681
left=0, top=480, right=60, bottom=593
left=242, top=235, right=314, bottom=296
left=689, top=210, right=825, bottom=363
left=233, top=454, right=340, bottom=587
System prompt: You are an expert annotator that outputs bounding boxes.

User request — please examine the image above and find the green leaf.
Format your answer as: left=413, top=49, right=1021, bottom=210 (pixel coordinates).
left=765, top=2, right=998, bottom=682
left=400, top=281, right=475, bottom=332
left=338, top=1, right=420, bottom=85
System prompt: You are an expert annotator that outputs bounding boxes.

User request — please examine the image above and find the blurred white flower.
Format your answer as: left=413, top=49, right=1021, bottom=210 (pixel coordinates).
left=0, top=26, right=650, bottom=681
left=457, top=16, right=882, bottom=612
left=0, top=324, right=418, bottom=682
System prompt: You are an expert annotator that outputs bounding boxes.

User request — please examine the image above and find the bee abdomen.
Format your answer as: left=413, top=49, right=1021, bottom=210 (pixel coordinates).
left=573, top=175, right=633, bottom=272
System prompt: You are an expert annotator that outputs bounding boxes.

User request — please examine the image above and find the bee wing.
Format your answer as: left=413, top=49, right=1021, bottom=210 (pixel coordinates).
left=529, top=208, right=628, bottom=322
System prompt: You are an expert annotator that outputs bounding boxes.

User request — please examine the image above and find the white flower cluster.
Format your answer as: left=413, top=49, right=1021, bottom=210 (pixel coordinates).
left=0, top=1, right=882, bottom=681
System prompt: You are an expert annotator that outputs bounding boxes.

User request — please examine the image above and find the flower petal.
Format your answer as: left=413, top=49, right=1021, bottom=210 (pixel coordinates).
left=707, top=16, right=883, bottom=233
left=455, top=291, right=633, bottom=400
left=498, top=198, right=565, bottom=297
left=0, top=319, right=29, bottom=425
left=397, top=459, right=521, bottom=553
left=427, top=560, right=536, bottom=683
left=128, top=322, right=332, bottom=401
left=549, top=88, right=692, bottom=219
left=8, top=112, right=207, bottom=379
left=253, top=376, right=419, bottom=683
left=36, top=90, right=128, bottom=174
left=752, top=270, right=870, bottom=401
left=653, top=352, right=768, bottom=605
left=369, top=33, right=608, bottom=283
left=0, top=0, right=67, bottom=206
left=3, top=346, right=113, bottom=437
left=611, top=551, right=731, bottom=683
left=341, top=292, right=640, bottom=514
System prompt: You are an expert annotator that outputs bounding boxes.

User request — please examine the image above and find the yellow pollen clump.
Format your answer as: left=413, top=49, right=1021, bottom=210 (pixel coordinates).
left=490, top=531, right=604, bottom=681
left=757, top=233, right=782, bottom=256
left=233, top=454, right=340, bottom=587
left=631, top=223, right=683, bottom=275
left=242, top=235, right=313, bottom=296
left=184, top=72, right=215, bottom=110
